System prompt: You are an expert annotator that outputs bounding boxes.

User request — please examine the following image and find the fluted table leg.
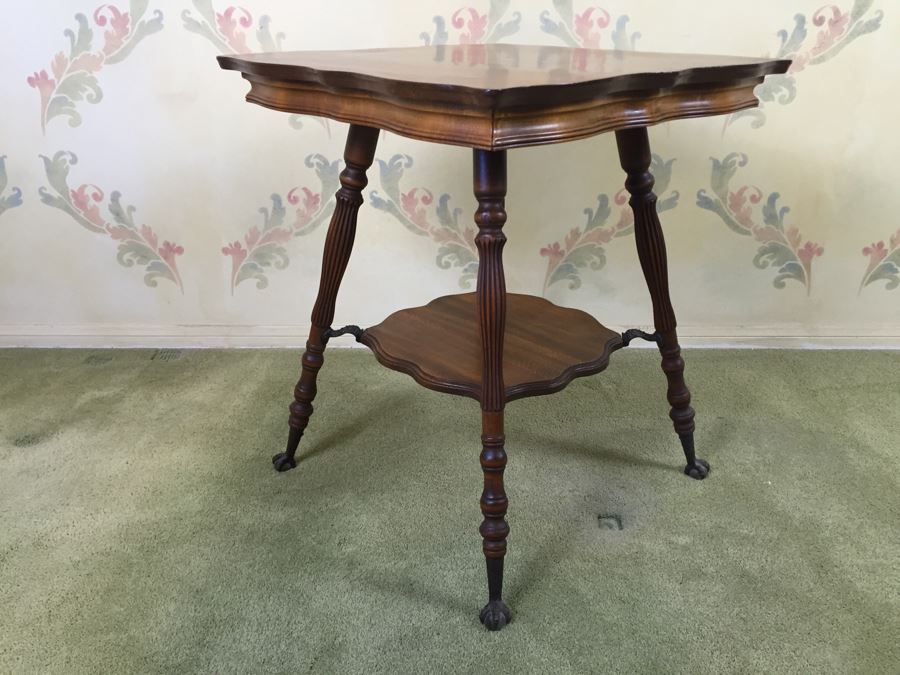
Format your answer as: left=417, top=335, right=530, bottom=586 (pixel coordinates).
left=615, top=127, right=710, bottom=480
left=272, top=124, right=379, bottom=472
left=472, top=149, right=512, bottom=630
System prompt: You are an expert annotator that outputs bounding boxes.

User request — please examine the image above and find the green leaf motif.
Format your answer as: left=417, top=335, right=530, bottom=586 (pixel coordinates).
left=108, top=190, right=137, bottom=229
left=130, top=0, right=151, bottom=22
left=420, top=16, right=449, bottom=46
left=696, top=154, right=750, bottom=236
left=257, top=16, right=285, bottom=52
left=38, top=151, right=106, bottom=233
left=851, top=0, right=875, bottom=22
left=117, top=239, right=157, bottom=268
left=808, top=9, right=884, bottom=66
left=753, top=243, right=807, bottom=290
left=436, top=244, right=478, bottom=289
left=237, top=243, right=291, bottom=289
left=259, top=194, right=286, bottom=232
left=226, top=154, right=340, bottom=291
left=539, top=9, right=578, bottom=47
left=105, top=10, right=164, bottom=65
left=611, top=15, right=641, bottom=51
left=144, top=260, right=177, bottom=288
left=56, top=72, right=103, bottom=104
left=583, top=194, right=611, bottom=233
left=181, top=7, right=229, bottom=53
left=64, top=13, right=93, bottom=58
left=762, top=193, right=789, bottom=230
left=38, top=150, right=183, bottom=290
left=46, top=96, right=84, bottom=129
left=699, top=154, right=814, bottom=292
left=776, top=14, right=807, bottom=58
left=865, top=262, right=900, bottom=290
left=0, top=156, right=23, bottom=218
left=436, top=194, right=463, bottom=234
left=370, top=155, right=426, bottom=237
left=728, top=3, right=881, bottom=130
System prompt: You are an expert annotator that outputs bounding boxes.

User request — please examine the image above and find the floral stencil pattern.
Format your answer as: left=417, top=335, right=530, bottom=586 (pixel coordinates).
left=371, top=155, right=478, bottom=288
left=182, top=0, right=282, bottom=53
left=221, top=154, right=340, bottom=293
left=859, top=230, right=900, bottom=292
left=541, top=155, right=678, bottom=293
left=419, top=0, right=521, bottom=46
left=28, top=2, right=164, bottom=132
left=183, top=0, right=326, bottom=134
left=697, top=153, right=823, bottom=294
left=539, top=1, right=640, bottom=50
left=0, top=157, right=24, bottom=219
left=725, top=0, right=883, bottom=131
left=39, top=151, right=184, bottom=291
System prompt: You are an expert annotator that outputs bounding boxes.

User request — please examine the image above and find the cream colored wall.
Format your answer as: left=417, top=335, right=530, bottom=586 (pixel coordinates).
left=0, top=1, right=897, bottom=347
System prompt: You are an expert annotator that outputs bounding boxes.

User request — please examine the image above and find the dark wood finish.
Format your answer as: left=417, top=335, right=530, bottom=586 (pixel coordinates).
left=220, top=43, right=789, bottom=628
left=271, top=124, right=379, bottom=472
left=615, top=126, right=709, bottom=480
left=360, top=293, right=623, bottom=402
left=218, top=44, right=790, bottom=150
left=472, top=149, right=511, bottom=631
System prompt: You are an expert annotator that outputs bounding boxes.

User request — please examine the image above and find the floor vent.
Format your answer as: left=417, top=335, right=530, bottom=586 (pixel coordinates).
left=598, top=514, right=623, bottom=530
left=151, top=349, right=183, bottom=361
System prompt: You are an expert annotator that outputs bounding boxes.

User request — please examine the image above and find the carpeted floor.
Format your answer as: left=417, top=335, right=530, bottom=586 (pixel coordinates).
left=0, top=348, right=898, bottom=673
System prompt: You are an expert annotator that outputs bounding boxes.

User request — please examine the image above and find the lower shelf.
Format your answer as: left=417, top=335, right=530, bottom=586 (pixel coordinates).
left=360, top=293, right=624, bottom=403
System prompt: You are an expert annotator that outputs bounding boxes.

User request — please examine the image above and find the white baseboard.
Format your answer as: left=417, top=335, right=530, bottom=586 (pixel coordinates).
left=2, top=324, right=900, bottom=349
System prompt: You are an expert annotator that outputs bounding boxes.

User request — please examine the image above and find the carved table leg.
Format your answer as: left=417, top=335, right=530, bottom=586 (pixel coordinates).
left=615, top=127, right=710, bottom=480
left=473, top=149, right=512, bottom=630
left=272, top=124, right=379, bottom=472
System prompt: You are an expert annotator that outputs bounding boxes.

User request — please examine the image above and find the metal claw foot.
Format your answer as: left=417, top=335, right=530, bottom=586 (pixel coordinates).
left=684, top=458, right=710, bottom=480
left=479, top=600, right=511, bottom=631
left=272, top=452, right=297, bottom=472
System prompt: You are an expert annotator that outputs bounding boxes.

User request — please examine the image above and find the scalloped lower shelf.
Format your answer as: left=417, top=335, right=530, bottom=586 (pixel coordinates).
left=359, top=293, right=625, bottom=403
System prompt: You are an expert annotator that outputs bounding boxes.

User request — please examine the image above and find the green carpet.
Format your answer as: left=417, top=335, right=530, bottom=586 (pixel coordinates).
left=1, top=348, right=898, bottom=673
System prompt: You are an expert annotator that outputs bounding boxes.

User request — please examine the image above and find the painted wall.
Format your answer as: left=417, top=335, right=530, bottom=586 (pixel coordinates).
left=0, top=1, right=896, bottom=347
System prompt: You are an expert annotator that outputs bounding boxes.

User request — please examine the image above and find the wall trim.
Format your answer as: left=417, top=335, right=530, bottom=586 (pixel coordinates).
left=2, top=324, right=900, bottom=349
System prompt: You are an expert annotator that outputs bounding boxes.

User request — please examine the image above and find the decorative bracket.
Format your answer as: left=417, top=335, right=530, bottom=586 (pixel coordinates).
left=323, top=324, right=365, bottom=343
left=621, top=328, right=661, bottom=346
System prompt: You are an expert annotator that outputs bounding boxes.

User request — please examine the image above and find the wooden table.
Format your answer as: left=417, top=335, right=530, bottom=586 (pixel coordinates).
left=219, top=44, right=789, bottom=631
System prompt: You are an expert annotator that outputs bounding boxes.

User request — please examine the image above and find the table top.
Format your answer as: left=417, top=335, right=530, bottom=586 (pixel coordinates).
left=218, top=44, right=790, bottom=150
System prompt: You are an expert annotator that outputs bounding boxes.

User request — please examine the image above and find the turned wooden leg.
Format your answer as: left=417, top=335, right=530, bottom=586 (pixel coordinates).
left=615, top=127, right=709, bottom=480
left=473, top=149, right=512, bottom=629
left=272, top=124, right=379, bottom=472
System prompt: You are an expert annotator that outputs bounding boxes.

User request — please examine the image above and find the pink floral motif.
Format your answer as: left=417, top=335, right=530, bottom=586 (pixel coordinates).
left=183, top=2, right=284, bottom=55
left=400, top=188, right=434, bottom=229
left=698, top=154, right=823, bottom=294
left=420, top=1, right=521, bottom=48
left=808, top=5, right=851, bottom=61
left=797, top=240, right=825, bottom=265
left=541, top=158, right=677, bottom=293
left=215, top=6, right=252, bottom=53
left=540, top=241, right=565, bottom=261
left=574, top=7, right=610, bottom=48
left=452, top=8, right=488, bottom=43
left=39, top=151, right=184, bottom=291
left=222, top=154, right=340, bottom=292
left=70, top=184, right=106, bottom=229
left=540, top=4, right=639, bottom=52
left=862, top=240, right=888, bottom=264
left=28, top=4, right=163, bottom=132
left=726, top=3, right=882, bottom=130
left=94, top=5, right=131, bottom=55
left=371, top=155, right=479, bottom=288
left=728, top=186, right=763, bottom=230
left=859, top=229, right=900, bottom=293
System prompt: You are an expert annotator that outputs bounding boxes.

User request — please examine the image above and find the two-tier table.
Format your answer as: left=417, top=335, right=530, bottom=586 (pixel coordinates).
left=218, top=44, right=789, bottom=630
